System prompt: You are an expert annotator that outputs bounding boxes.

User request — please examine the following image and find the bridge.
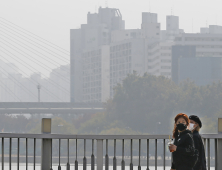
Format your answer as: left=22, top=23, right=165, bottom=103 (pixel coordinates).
left=0, top=118, right=222, bottom=170
left=0, top=102, right=105, bottom=114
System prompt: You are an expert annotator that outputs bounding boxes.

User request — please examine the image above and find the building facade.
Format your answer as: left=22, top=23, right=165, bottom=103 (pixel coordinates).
left=70, top=8, right=222, bottom=102
left=70, top=7, right=125, bottom=102
left=82, top=46, right=110, bottom=102
left=178, top=57, right=222, bottom=85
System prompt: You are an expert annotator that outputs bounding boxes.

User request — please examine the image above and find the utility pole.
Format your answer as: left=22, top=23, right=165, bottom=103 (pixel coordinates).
left=37, top=84, right=41, bottom=102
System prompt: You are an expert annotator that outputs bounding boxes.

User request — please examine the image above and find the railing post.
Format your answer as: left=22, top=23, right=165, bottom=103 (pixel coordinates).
left=105, top=139, right=109, bottom=170
left=97, top=139, right=103, bottom=170
left=217, top=118, right=222, bottom=170
left=41, top=118, right=53, bottom=170
left=113, top=139, right=117, bottom=170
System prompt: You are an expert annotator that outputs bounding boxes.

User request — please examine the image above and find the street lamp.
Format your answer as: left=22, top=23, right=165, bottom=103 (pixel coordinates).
left=37, top=84, right=41, bottom=102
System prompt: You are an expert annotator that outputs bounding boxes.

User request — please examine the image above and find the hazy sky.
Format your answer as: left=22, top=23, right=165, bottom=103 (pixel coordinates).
left=0, top=0, right=221, bottom=77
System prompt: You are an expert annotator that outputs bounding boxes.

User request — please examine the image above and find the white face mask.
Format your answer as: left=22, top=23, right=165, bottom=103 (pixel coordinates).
left=189, top=123, right=195, bottom=130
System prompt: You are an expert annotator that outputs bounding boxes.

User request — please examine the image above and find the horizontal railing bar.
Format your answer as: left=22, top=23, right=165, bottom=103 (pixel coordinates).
left=0, top=133, right=221, bottom=139
left=202, top=134, right=222, bottom=139
left=0, top=134, right=174, bottom=139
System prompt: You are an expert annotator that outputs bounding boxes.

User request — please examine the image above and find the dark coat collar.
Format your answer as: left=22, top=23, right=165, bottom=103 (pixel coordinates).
left=193, top=130, right=199, bottom=134
left=178, top=129, right=191, bottom=137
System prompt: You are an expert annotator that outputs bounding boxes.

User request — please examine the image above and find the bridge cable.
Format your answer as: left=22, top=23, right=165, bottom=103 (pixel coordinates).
left=0, top=32, right=70, bottom=83
left=0, top=52, right=65, bottom=102
left=0, top=78, right=22, bottom=102
left=0, top=17, right=70, bottom=55
left=0, top=41, right=70, bottom=95
left=0, top=24, right=69, bottom=64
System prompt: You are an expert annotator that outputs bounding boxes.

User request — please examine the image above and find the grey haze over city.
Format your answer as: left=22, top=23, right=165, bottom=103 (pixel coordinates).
left=1, top=0, right=222, bottom=102
left=1, top=1, right=222, bottom=169
left=0, top=0, right=222, bottom=75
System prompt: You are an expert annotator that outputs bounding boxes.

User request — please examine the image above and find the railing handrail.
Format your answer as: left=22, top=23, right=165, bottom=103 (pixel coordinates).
left=0, top=133, right=221, bottom=139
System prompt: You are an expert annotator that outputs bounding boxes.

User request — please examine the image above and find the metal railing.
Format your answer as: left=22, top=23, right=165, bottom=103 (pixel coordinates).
left=0, top=133, right=222, bottom=170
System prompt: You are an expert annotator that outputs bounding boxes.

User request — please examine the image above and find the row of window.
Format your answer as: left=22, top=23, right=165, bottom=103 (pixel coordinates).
left=148, top=58, right=171, bottom=63
left=110, top=43, right=132, bottom=52
left=111, top=50, right=132, bottom=58
left=83, top=68, right=101, bottom=74
left=196, top=45, right=222, bottom=49
left=83, top=87, right=102, bottom=94
left=82, top=50, right=101, bottom=57
left=110, top=56, right=131, bottom=65
left=110, top=70, right=131, bottom=78
left=83, top=81, right=101, bottom=88
left=196, top=52, right=222, bottom=56
left=83, top=56, right=102, bottom=63
left=83, top=75, right=102, bottom=82
left=147, top=43, right=159, bottom=49
left=175, top=37, right=222, bottom=41
left=110, top=64, right=131, bottom=71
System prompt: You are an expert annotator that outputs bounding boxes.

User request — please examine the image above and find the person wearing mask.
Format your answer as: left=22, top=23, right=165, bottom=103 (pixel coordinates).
left=169, top=113, right=196, bottom=170
left=189, top=115, right=206, bottom=170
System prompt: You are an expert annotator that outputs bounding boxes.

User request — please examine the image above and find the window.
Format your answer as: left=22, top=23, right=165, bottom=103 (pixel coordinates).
left=161, top=66, right=171, bottom=69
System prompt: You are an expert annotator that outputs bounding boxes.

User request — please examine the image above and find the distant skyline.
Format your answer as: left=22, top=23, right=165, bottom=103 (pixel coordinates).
left=0, top=0, right=222, bottom=76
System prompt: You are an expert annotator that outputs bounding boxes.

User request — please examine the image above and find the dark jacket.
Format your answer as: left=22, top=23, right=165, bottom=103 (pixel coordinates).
left=192, top=130, right=206, bottom=170
left=171, top=129, right=195, bottom=170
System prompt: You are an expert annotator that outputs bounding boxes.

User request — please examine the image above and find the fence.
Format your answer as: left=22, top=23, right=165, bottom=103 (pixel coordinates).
left=0, top=118, right=221, bottom=170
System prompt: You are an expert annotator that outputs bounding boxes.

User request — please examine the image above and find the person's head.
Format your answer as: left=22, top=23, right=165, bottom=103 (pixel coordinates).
left=189, top=115, right=202, bottom=132
left=173, top=113, right=190, bottom=138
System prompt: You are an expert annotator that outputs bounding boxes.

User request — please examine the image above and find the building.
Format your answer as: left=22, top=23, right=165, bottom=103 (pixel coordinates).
left=0, top=60, right=70, bottom=102
left=70, top=7, right=125, bottom=102
left=147, top=42, right=174, bottom=78
left=110, top=39, right=146, bottom=97
left=161, top=15, right=184, bottom=42
left=174, top=33, right=222, bottom=58
left=82, top=46, right=110, bottom=102
left=70, top=8, right=162, bottom=102
left=70, top=8, right=222, bottom=102
left=141, top=12, right=160, bottom=40
left=171, top=45, right=196, bottom=84
left=178, top=57, right=222, bottom=85
left=199, top=25, right=222, bottom=34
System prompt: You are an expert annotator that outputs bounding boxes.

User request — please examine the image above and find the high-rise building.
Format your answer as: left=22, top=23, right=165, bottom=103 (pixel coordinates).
left=200, top=27, right=209, bottom=34
left=161, top=15, right=184, bottom=42
left=70, top=8, right=222, bottom=102
left=200, top=25, right=222, bottom=34
left=70, top=7, right=125, bottom=102
left=70, top=9, right=163, bottom=102
left=82, top=46, right=110, bottom=102
left=141, top=12, right=160, bottom=40
left=209, top=25, right=222, bottom=34
left=110, top=39, right=147, bottom=97
left=174, top=33, right=222, bottom=58
left=166, top=15, right=179, bottom=32
left=147, top=42, right=174, bottom=77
